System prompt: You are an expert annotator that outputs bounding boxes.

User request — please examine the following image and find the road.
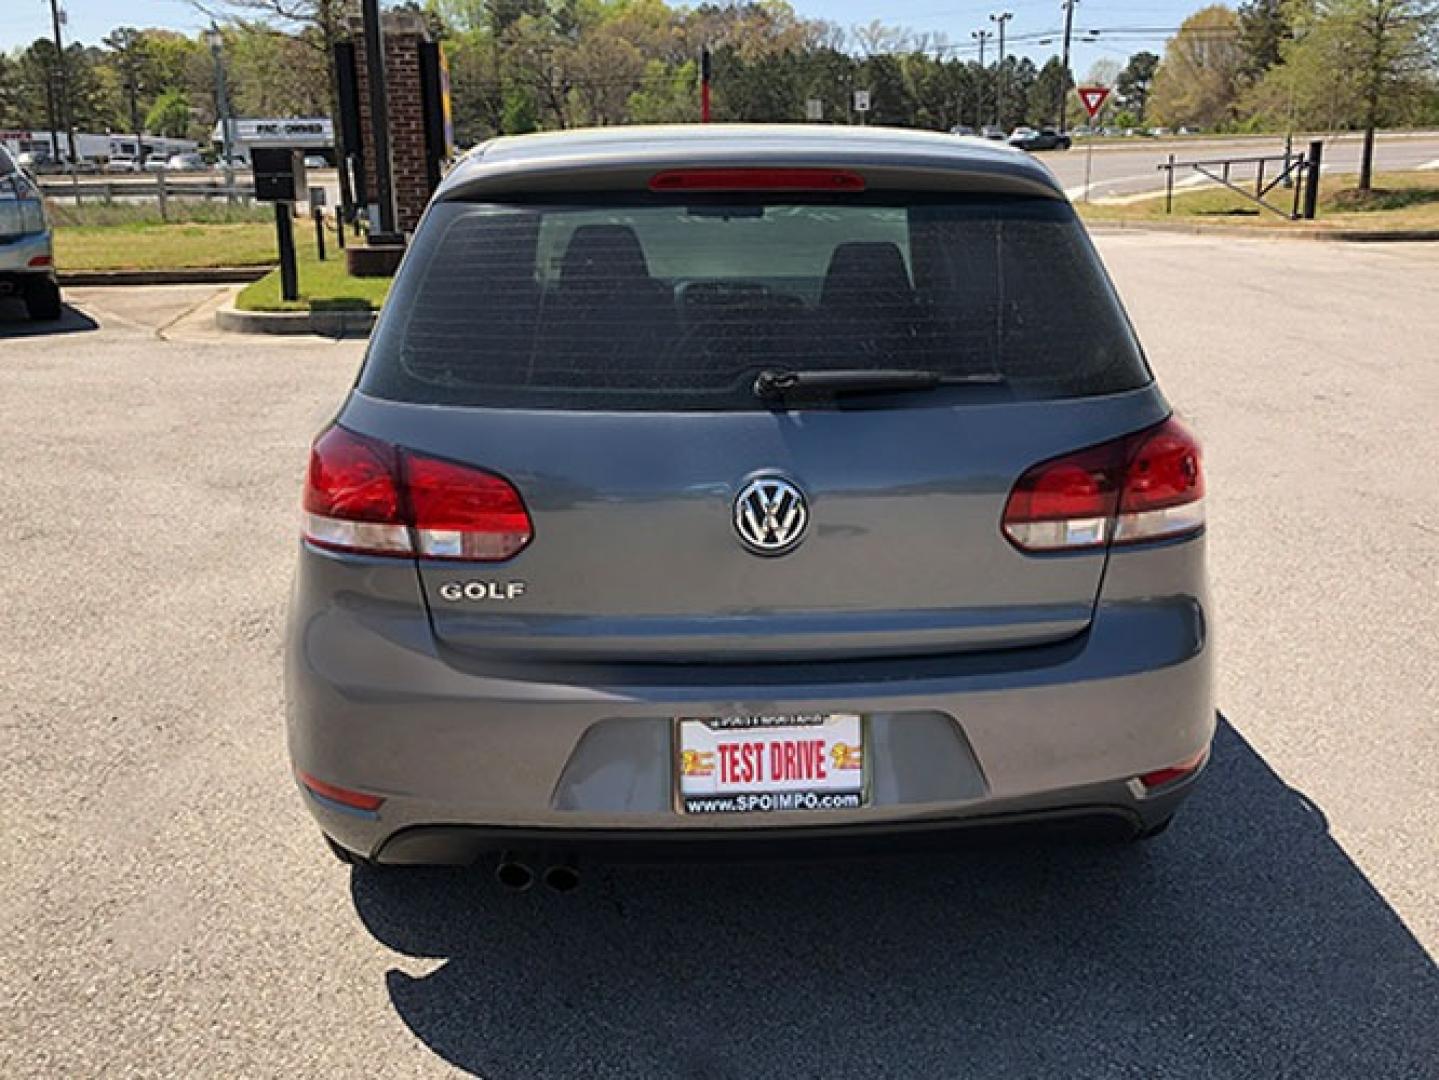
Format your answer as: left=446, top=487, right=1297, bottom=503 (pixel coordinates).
left=2, top=239, right=1437, bottom=1077
left=1014, top=130, right=1439, bottom=200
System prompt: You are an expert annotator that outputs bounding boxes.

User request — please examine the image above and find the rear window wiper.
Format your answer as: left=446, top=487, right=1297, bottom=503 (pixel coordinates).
left=753, top=368, right=1005, bottom=399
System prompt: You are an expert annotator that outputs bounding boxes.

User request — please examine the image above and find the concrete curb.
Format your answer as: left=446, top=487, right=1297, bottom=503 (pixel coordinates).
left=215, top=302, right=375, bottom=339
left=1087, top=220, right=1439, bottom=242
left=59, top=266, right=273, bottom=287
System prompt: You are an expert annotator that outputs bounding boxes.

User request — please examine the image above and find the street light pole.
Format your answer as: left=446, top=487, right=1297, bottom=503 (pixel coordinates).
left=206, top=26, right=236, bottom=197
left=1056, top=0, right=1077, bottom=133
left=990, top=11, right=1012, bottom=130
left=971, top=30, right=993, bottom=130
left=972, top=28, right=991, bottom=67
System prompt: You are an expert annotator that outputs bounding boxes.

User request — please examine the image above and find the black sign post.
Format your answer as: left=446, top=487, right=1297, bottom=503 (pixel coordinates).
left=252, top=146, right=305, bottom=303
left=275, top=203, right=298, bottom=301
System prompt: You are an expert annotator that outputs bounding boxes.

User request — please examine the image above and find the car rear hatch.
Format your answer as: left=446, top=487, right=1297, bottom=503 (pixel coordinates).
left=0, top=156, right=46, bottom=242
left=343, top=158, right=1161, bottom=664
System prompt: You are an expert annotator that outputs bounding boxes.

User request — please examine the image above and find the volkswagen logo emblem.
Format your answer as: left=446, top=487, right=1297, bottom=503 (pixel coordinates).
left=733, top=476, right=809, bottom=555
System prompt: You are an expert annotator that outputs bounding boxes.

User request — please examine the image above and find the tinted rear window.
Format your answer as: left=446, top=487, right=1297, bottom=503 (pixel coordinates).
left=360, top=195, right=1149, bottom=410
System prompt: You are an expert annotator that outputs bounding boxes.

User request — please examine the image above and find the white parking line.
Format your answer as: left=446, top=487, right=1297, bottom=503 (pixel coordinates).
left=1063, top=171, right=1163, bottom=200
left=1087, top=174, right=1210, bottom=206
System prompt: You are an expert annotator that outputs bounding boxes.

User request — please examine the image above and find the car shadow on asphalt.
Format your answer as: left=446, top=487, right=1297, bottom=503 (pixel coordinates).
left=349, top=717, right=1438, bottom=1078
left=0, top=296, right=98, bottom=337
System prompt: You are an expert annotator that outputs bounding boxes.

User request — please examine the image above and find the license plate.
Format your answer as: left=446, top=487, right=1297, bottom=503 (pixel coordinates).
left=678, top=713, right=865, bottom=815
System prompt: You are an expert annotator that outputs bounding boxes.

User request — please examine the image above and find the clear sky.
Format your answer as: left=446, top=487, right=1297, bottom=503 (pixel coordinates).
left=2, top=0, right=1207, bottom=74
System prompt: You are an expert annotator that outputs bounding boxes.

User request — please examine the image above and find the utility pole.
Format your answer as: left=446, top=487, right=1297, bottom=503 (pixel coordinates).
left=43, top=72, right=61, bottom=161
left=125, top=66, right=142, bottom=165
left=47, top=0, right=78, bottom=168
left=990, top=11, right=1012, bottom=130
left=206, top=27, right=236, bottom=196
left=1056, top=0, right=1077, bottom=133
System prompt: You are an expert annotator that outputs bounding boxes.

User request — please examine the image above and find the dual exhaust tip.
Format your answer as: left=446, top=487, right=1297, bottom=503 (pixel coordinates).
left=495, top=854, right=580, bottom=893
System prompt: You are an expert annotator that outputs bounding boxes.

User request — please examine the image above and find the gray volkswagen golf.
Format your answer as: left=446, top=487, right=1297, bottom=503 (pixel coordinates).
left=286, top=126, right=1212, bottom=881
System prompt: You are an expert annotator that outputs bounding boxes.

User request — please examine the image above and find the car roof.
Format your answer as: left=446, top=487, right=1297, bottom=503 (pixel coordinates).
left=437, top=124, right=1064, bottom=202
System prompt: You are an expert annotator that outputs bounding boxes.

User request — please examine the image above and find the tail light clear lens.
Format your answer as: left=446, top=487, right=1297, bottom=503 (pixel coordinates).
left=1003, top=417, right=1204, bottom=553
left=302, top=425, right=532, bottom=561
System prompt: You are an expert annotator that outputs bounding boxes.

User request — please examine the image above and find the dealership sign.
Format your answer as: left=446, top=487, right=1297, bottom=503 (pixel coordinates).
left=224, top=119, right=334, bottom=147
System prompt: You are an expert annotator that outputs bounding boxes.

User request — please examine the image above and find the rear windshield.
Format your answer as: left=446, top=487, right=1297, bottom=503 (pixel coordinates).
left=360, top=194, right=1149, bottom=410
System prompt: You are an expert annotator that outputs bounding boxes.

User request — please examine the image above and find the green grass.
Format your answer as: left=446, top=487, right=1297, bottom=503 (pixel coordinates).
left=54, top=220, right=278, bottom=271
left=1079, top=171, right=1439, bottom=231
left=235, top=241, right=392, bottom=312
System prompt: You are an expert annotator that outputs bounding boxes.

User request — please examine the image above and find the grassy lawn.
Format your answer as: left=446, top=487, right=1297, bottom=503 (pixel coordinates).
left=1079, top=171, right=1439, bottom=231
left=236, top=242, right=392, bottom=312
left=50, top=201, right=279, bottom=271
left=55, top=221, right=277, bottom=271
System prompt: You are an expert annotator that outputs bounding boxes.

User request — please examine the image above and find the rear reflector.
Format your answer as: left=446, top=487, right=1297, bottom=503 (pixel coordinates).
left=648, top=168, right=866, bottom=192
left=1138, top=749, right=1208, bottom=791
left=27, top=255, right=53, bottom=267
left=297, top=770, right=385, bottom=812
left=1002, top=417, right=1204, bottom=553
left=301, top=425, right=533, bottom=561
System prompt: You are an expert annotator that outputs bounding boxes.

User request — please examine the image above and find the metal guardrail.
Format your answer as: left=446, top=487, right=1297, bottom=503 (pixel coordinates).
left=1158, top=140, right=1324, bottom=221
left=36, top=174, right=256, bottom=216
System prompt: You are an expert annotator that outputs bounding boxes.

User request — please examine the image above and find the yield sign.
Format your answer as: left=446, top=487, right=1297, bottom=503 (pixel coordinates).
left=1076, top=86, right=1111, bottom=119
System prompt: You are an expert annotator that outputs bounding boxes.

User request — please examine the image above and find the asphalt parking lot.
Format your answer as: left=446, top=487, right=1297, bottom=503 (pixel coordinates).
left=2, top=234, right=1436, bottom=1077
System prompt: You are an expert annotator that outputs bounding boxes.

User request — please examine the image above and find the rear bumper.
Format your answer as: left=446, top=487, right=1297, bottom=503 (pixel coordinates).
left=286, top=537, right=1213, bottom=863
left=0, top=232, right=53, bottom=274
left=0, top=232, right=54, bottom=281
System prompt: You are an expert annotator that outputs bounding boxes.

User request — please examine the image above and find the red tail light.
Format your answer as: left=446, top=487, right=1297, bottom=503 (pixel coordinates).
left=1002, top=417, right=1204, bottom=553
left=648, top=168, right=866, bottom=192
left=302, top=425, right=532, bottom=561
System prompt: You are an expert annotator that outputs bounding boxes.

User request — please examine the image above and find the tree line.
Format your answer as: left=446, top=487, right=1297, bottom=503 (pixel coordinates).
left=1, top=0, right=1434, bottom=157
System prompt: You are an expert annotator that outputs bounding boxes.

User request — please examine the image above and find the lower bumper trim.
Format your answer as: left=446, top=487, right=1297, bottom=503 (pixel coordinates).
left=372, top=803, right=1157, bottom=866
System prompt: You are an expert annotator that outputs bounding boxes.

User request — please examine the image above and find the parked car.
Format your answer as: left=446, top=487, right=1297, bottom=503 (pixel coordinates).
left=104, top=156, right=139, bottom=174
left=980, top=125, right=1007, bottom=140
left=16, top=150, right=58, bottom=173
left=1148, top=127, right=1171, bottom=138
left=142, top=156, right=168, bottom=174
left=303, top=155, right=329, bottom=169
left=165, top=153, right=207, bottom=172
left=1009, top=127, right=1072, bottom=151
left=286, top=125, right=1213, bottom=875
left=0, top=145, right=63, bottom=320
left=948, top=124, right=977, bottom=137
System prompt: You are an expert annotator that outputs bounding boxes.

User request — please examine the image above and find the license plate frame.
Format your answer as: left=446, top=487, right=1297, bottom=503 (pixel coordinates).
left=675, top=713, right=868, bottom=815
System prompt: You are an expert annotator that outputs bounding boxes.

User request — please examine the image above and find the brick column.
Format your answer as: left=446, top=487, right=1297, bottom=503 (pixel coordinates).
left=349, top=10, right=432, bottom=235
